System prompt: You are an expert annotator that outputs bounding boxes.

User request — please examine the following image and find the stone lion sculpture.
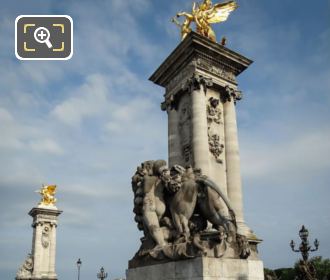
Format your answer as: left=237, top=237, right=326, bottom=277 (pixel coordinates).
left=130, top=160, right=250, bottom=266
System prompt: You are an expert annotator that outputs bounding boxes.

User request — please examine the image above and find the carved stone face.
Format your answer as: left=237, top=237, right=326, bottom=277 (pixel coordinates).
left=23, top=255, right=33, bottom=271
left=142, top=161, right=154, bottom=175
left=210, top=98, right=219, bottom=108
left=170, top=173, right=182, bottom=187
left=160, top=168, right=171, bottom=184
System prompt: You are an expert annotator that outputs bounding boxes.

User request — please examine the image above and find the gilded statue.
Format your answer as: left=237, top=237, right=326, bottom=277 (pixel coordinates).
left=37, top=185, right=57, bottom=206
left=172, top=0, right=238, bottom=42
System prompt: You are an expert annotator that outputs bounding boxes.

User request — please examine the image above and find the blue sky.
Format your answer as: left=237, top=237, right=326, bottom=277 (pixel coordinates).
left=0, top=0, right=329, bottom=279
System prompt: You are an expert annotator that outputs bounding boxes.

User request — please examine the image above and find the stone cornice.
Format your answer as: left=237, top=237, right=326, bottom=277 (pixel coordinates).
left=29, top=207, right=62, bottom=218
left=149, top=31, right=253, bottom=89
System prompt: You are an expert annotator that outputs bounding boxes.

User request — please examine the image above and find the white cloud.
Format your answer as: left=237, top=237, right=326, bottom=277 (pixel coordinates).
left=51, top=74, right=109, bottom=126
left=59, top=206, right=93, bottom=227
left=60, top=182, right=125, bottom=198
left=0, top=107, right=64, bottom=156
left=28, top=138, right=64, bottom=155
left=241, top=126, right=330, bottom=185
left=0, top=108, right=24, bottom=149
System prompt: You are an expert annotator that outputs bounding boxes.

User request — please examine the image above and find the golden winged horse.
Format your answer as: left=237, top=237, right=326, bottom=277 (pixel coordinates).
left=172, top=0, right=238, bottom=42
left=37, top=184, right=57, bottom=206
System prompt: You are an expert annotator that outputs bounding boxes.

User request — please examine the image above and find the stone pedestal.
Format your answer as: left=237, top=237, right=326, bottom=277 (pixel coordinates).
left=150, top=31, right=258, bottom=241
left=127, top=257, right=264, bottom=280
left=140, top=31, right=264, bottom=279
left=16, top=206, right=62, bottom=280
left=128, top=32, right=264, bottom=279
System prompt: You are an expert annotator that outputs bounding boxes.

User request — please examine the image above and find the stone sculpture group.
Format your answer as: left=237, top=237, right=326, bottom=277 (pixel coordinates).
left=130, top=159, right=250, bottom=266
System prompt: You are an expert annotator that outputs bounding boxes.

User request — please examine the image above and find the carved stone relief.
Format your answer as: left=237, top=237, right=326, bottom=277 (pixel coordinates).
left=207, top=97, right=224, bottom=163
left=41, top=224, right=50, bottom=248
left=195, top=57, right=236, bottom=83
left=165, top=63, right=195, bottom=97
left=37, top=214, right=57, bottom=220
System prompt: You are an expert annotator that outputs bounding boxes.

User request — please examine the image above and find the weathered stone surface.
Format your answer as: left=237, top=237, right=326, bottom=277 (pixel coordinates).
left=127, top=257, right=264, bottom=280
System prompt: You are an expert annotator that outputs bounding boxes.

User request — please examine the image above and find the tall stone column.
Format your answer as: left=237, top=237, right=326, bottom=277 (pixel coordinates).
left=223, top=87, right=248, bottom=235
left=190, top=76, right=212, bottom=175
left=167, top=106, right=181, bottom=167
left=49, top=222, right=57, bottom=277
left=16, top=187, right=62, bottom=280
left=150, top=31, right=258, bottom=240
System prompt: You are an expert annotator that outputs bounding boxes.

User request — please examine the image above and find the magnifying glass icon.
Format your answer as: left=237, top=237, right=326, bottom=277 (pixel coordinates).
left=34, top=27, right=53, bottom=49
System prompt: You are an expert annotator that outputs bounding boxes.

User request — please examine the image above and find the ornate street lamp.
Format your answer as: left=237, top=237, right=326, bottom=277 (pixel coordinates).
left=97, top=267, right=108, bottom=280
left=290, top=225, right=319, bottom=280
left=290, top=225, right=319, bottom=261
left=76, top=258, right=82, bottom=280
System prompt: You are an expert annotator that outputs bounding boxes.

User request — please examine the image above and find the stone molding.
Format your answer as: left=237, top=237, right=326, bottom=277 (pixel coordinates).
left=150, top=32, right=253, bottom=89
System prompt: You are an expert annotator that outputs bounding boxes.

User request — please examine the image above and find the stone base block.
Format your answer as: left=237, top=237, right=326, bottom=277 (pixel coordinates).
left=15, top=276, right=58, bottom=280
left=126, top=257, right=264, bottom=280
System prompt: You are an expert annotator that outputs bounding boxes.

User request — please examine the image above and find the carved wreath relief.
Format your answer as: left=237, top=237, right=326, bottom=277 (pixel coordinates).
left=207, top=97, right=224, bottom=163
left=41, top=224, right=50, bottom=248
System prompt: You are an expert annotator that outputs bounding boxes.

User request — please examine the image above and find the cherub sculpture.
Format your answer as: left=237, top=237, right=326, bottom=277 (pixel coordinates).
left=173, top=0, right=238, bottom=42
left=37, top=185, right=57, bottom=206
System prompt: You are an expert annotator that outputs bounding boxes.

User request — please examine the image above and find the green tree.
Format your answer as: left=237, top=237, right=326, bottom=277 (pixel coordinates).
left=265, top=257, right=330, bottom=280
left=294, top=256, right=330, bottom=280
left=264, top=267, right=278, bottom=279
left=274, top=267, right=295, bottom=280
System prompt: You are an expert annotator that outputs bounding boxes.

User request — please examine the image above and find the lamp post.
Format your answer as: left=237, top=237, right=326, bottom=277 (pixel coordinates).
left=290, top=225, right=319, bottom=261
left=97, top=267, right=108, bottom=280
left=290, top=225, right=319, bottom=280
left=76, top=258, right=82, bottom=280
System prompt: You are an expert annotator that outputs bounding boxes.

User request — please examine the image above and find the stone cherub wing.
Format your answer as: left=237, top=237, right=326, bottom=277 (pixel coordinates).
left=206, top=1, right=238, bottom=24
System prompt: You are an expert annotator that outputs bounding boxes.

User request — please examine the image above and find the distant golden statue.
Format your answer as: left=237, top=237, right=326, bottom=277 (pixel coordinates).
left=172, top=0, right=238, bottom=42
left=37, top=185, right=57, bottom=206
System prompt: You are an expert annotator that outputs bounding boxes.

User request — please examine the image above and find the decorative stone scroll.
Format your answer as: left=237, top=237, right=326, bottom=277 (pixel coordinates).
left=162, top=73, right=213, bottom=112
left=223, top=85, right=243, bottom=104
left=183, top=73, right=213, bottom=93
